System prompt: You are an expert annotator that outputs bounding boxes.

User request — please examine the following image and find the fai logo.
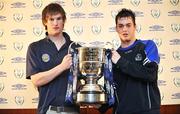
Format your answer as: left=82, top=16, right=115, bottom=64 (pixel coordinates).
left=158, top=65, right=163, bottom=74
left=73, top=0, right=82, bottom=8
left=171, top=24, right=180, bottom=32
left=152, top=38, right=162, bottom=47
left=73, top=25, right=83, bottom=35
left=13, top=13, right=23, bottom=22
left=0, top=29, right=3, bottom=37
left=15, top=96, right=24, bottom=105
left=14, top=69, right=24, bottom=79
left=91, top=25, right=101, bottom=35
left=0, top=56, right=4, bottom=65
left=0, top=2, right=4, bottom=11
left=151, top=9, right=160, bottom=18
left=33, top=0, right=43, bottom=9
left=13, top=42, right=23, bottom=51
left=174, top=77, right=180, bottom=87
left=0, top=83, right=4, bottom=93
left=136, top=24, right=141, bottom=33
left=112, top=39, right=120, bottom=49
left=33, top=27, right=43, bottom=36
left=131, top=0, right=140, bottom=7
left=91, top=0, right=100, bottom=7
left=170, top=0, right=179, bottom=6
left=172, top=51, right=180, bottom=60
left=111, top=10, right=118, bottom=19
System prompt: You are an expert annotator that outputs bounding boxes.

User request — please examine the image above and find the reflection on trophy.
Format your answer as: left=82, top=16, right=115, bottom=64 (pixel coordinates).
left=66, top=42, right=114, bottom=105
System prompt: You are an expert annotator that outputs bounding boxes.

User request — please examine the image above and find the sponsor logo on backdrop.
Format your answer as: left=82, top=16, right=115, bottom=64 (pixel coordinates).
left=91, top=25, right=101, bottom=35
left=174, top=77, right=180, bottom=87
left=73, top=25, right=83, bottom=35
left=149, top=25, right=164, bottom=31
left=171, top=66, right=180, bottom=72
left=14, top=69, right=24, bottom=79
left=70, top=12, right=86, bottom=18
left=131, top=0, right=140, bottom=7
left=0, top=29, right=3, bottom=37
left=169, top=39, right=180, bottom=45
left=0, top=98, right=8, bottom=104
left=171, top=24, right=180, bottom=32
left=11, top=29, right=26, bottom=35
left=0, top=2, right=4, bottom=10
left=13, top=13, right=23, bottom=22
left=0, top=56, right=4, bottom=65
left=12, top=84, right=27, bottom=90
left=73, top=0, right=82, bottom=7
left=170, top=0, right=179, bottom=6
left=168, top=10, right=180, bottom=16
left=11, top=2, right=26, bottom=8
left=159, top=53, right=166, bottom=59
left=111, top=10, right=118, bottom=19
left=32, top=97, right=39, bottom=103
left=91, top=0, right=100, bottom=7
left=108, top=0, right=123, bottom=5
left=152, top=38, right=162, bottom=47
left=33, top=27, right=43, bottom=36
left=88, top=12, right=104, bottom=18
left=158, top=65, right=163, bottom=74
left=148, top=0, right=163, bottom=4
left=134, top=11, right=144, bottom=17
left=30, top=13, right=41, bottom=20
left=172, top=92, right=180, bottom=99
left=161, top=92, right=164, bottom=101
left=158, top=80, right=167, bottom=86
left=0, top=71, right=7, bottom=77
left=151, top=9, right=160, bottom=18
left=33, top=0, right=43, bottom=9
left=109, top=26, right=116, bottom=32
left=13, top=42, right=23, bottom=51
left=15, top=96, right=24, bottom=105
left=172, top=51, right=180, bottom=60
left=0, top=15, right=7, bottom=21
left=11, top=57, right=26, bottom=63
left=0, top=83, right=4, bottom=93
left=112, top=39, right=120, bottom=49
left=136, top=25, right=141, bottom=33
left=89, top=41, right=104, bottom=47
left=0, top=44, right=6, bottom=50
left=54, top=0, right=65, bottom=6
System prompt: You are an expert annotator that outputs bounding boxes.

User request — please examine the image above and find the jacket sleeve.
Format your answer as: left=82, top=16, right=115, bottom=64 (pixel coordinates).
left=115, top=40, right=160, bottom=82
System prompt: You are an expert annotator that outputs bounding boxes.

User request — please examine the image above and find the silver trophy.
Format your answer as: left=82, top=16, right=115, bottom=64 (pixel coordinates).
left=68, top=42, right=114, bottom=105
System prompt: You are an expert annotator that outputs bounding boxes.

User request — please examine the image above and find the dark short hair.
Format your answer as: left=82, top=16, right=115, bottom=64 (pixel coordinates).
left=115, top=8, right=136, bottom=26
left=42, top=3, right=66, bottom=27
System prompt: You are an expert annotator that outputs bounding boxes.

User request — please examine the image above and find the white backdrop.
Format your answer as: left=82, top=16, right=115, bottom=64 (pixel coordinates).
left=0, top=0, right=180, bottom=109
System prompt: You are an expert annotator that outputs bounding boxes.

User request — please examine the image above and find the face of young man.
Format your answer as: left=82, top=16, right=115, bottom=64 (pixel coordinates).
left=45, top=13, right=65, bottom=37
left=116, top=16, right=136, bottom=47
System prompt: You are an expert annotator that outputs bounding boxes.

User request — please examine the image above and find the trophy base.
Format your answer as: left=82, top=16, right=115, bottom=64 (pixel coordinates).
left=76, top=92, right=107, bottom=105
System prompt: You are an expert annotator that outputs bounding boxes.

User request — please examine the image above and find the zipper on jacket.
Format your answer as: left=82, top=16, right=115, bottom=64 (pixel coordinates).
left=147, top=83, right=152, bottom=109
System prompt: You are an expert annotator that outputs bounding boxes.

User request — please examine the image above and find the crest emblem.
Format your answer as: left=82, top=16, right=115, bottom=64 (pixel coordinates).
left=91, top=25, right=101, bottom=35
left=73, top=25, right=83, bottom=35
left=135, top=53, right=142, bottom=61
left=13, top=13, right=23, bottom=22
left=33, top=0, right=43, bottom=9
left=91, top=0, right=100, bottom=7
left=172, top=51, right=180, bottom=60
left=136, top=24, right=141, bottom=33
left=0, top=56, right=4, bottom=65
left=158, top=65, right=163, bottom=74
left=174, top=77, right=180, bottom=87
left=0, top=2, right=4, bottom=11
left=0, top=83, right=4, bottom=93
left=14, top=69, right=24, bottom=79
left=13, top=42, right=23, bottom=51
left=33, top=27, right=43, bottom=36
left=15, top=96, right=24, bottom=105
left=42, top=53, right=50, bottom=62
left=151, top=9, right=160, bottom=18
left=73, top=0, right=82, bottom=8
left=111, top=10, right=118, bottom=19
left=131, top=0, right=140, bottom=7
left=170, top=0, right=179, bottom=6
left=152, top=38, right=162, bottom=47
left=171, top=24, right=180, bottom=32
left=0, top=29, right=3, bottom=37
